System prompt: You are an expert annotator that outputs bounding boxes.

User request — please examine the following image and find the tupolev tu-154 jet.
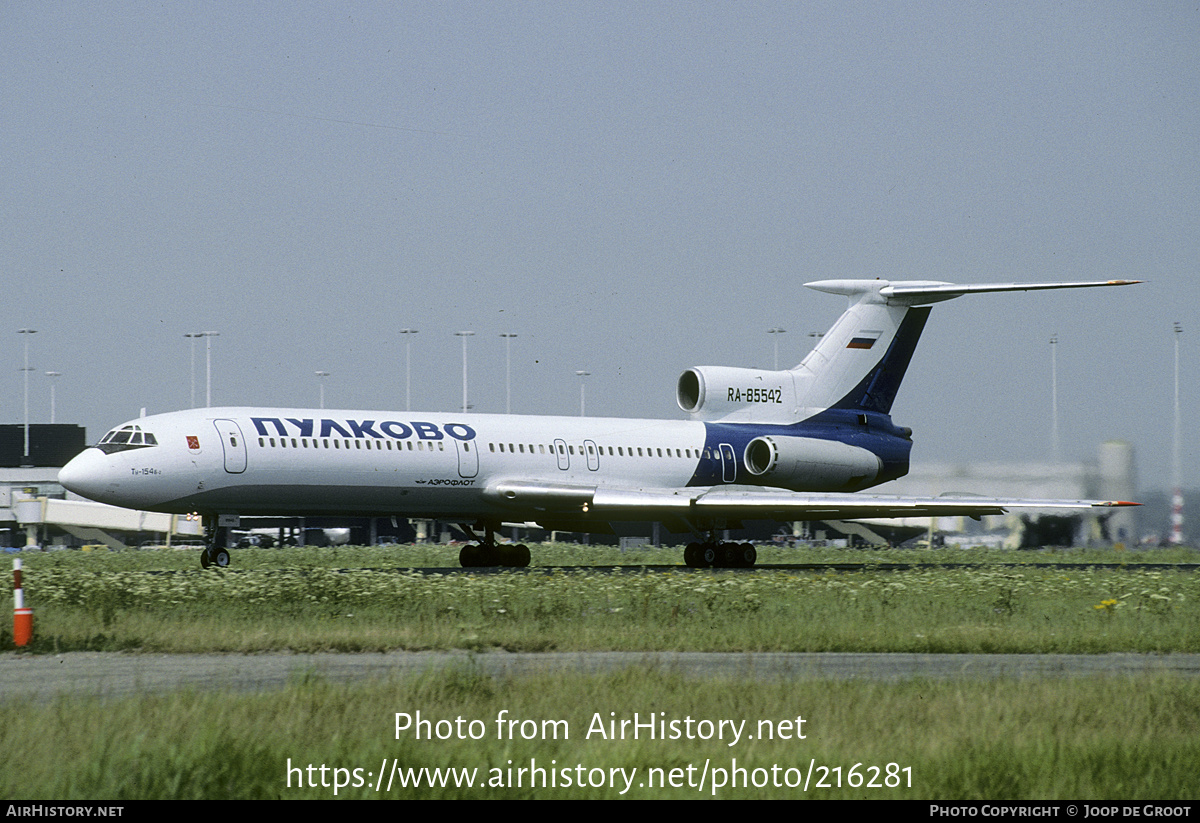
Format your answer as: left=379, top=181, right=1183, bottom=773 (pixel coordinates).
left=59, top=278, right=1140, bottom=568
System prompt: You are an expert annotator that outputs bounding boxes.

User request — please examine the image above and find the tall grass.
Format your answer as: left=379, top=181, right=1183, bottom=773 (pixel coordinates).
left=1, top=667, right=1196, bottom=799
left=9, top=544, right=1200, bottom=654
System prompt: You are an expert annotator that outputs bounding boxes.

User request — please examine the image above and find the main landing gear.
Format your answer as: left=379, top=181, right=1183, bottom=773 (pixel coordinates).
left=683, top=541, right=757, bottom=569
left=199, top=515, right=231, bottom=569
left=458, top=521, right=531, bottom=568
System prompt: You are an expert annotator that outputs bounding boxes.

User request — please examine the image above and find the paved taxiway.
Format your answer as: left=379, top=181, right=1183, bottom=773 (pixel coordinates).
left=2, top=652, right=1198, bottom=701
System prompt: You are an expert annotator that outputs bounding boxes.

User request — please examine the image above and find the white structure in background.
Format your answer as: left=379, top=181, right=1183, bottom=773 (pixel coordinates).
left=871, top=441, right=1137, bottom=547
left=2, top=468, right=203, bottom=550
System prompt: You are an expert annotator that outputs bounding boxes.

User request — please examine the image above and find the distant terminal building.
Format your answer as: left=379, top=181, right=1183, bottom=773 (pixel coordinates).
left=870, top=441, right=1138, bottom=547
left=0, top=424, right=85, bottom=469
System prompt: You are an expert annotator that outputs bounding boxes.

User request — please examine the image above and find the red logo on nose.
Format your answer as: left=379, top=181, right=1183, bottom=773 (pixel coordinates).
left=186, top=436, right=200, bottom=450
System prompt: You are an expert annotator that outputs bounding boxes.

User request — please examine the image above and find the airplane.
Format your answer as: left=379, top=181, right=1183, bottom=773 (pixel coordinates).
left=58, top=278, right=1140, bottom=569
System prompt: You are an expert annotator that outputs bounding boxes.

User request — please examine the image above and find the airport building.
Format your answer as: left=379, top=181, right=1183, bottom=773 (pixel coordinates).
left=863, top=440, right=1139, bottom=548
left=0, top=424, right=202, bottom=550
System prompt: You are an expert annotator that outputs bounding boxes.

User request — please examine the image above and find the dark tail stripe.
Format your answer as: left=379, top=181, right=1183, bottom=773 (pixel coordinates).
left=831, top=306, right=931, bottom=414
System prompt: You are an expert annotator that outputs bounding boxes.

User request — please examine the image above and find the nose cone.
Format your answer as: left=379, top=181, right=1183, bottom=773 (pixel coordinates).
left=59, top=448, right=112, bottom=502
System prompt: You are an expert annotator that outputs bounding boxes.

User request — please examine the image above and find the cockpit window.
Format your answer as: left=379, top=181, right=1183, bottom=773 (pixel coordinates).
left=97, top=424, right=159, bottom=455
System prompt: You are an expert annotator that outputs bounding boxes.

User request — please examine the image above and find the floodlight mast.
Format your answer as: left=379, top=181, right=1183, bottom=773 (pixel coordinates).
left=18, top=329, right=36, bottom=466
left=456, top=331, right=474, bottom=413
left=399, top=329, right=418, bottom=411
left=575, top=370, right=590, bottom=416
left=315, top=371, right=330, bottom=409
left=500, top=333, right=517, bottom=414
left=1172, top=322, right=1184, bottom=545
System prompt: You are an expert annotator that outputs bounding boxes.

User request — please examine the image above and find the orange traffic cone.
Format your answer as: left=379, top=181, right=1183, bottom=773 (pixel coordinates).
left=13, top=558, right=32, bottom=647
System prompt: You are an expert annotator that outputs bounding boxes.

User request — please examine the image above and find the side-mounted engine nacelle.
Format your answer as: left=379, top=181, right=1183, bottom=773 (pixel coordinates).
left=677, top=366, right=800, bottom=423
left=743, top=435, right=882, bottom=492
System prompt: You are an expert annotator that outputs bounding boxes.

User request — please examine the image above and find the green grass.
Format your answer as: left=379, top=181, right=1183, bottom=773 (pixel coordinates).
left=5, top=544, right=1199, bottom=800
left=8, top=543, right=1200, bottom=654
left=1, top=667, right=1196, bottom=799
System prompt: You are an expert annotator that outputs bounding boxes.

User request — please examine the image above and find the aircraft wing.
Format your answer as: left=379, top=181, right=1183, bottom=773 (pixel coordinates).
left=484, top=481, right=1137, bottom=527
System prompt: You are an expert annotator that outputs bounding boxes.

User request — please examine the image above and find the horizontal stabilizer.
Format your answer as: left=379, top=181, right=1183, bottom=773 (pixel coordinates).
left=805, top=278, right=1141, bottom=306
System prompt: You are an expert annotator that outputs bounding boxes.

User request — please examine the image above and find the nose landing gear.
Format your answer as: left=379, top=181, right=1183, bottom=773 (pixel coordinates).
left=199, top=515, right=231, bottom=569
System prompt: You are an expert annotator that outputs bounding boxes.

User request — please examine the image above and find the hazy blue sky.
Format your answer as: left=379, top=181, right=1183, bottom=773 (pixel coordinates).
left=4, top=2, right=1198, bottom=496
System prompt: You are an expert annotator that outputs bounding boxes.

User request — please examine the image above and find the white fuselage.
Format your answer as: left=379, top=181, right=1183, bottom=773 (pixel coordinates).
left=59, top=406, right=714, bottom=521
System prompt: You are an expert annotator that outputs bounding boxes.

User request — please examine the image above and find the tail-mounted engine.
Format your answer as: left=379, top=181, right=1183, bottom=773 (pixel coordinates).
left=743, top=435, right=882, bottom=491
left=677, top=366, right=801, bottom=423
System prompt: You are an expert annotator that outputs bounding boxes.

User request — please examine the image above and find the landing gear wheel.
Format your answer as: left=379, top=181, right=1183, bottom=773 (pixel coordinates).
left=683, top=542, right=701, bottom=568
left=513, top=544, right=531, bottom=568
left=459, top=544, right=482, bottom=567
left=721, top=543, right=740, bottom=567
left=201, top=546, right=231, bottom=568
left=739, top=543, right=757, bottom=568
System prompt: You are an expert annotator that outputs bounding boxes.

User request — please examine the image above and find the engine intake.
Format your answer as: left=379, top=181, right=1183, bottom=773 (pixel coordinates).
left=744, top=435, right=882, bottom=491
left=677, top=366, right=800, bottom=423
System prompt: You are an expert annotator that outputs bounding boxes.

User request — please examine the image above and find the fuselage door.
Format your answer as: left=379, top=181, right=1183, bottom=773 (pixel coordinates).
left=584, top=439, right=600, bottom=471
left=719, top=443, right=736, bottom=483
left=214, top=419, right=247, bottom=474
left=456, top=438, right=479, bottom=478
left=554, top=438, right=569, bottom=471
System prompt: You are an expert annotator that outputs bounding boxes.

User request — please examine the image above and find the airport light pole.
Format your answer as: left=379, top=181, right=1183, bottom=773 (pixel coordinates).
left=184, top=333, right=202, bottom=408
left=767, top=327, right=786, bottom=370
left=576, top=370, right=590, bottom=416
left=45, top=372, right=61, bottom=424
left=18, top=329, right=36, bottom=466
left=1050, top=335, right=1060, bottom=463
left=1172, top=322, right=1184, bottom=544
left=456, top=331, right=474, bottom=413
left=195, top=331, right=219, bottom=407
left=315, top=371, right=330, bottom=409
left=500, top=333, right=517, bottom=414
left=399, top=329, right=417, bottom=411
